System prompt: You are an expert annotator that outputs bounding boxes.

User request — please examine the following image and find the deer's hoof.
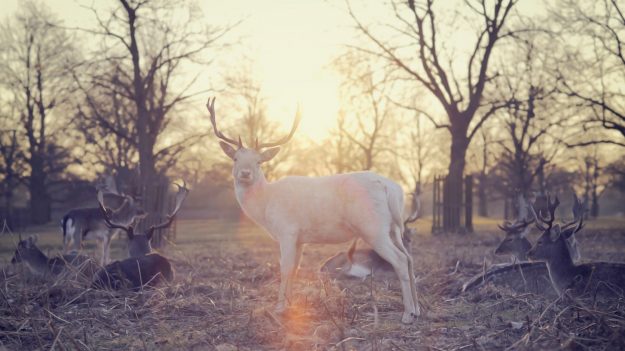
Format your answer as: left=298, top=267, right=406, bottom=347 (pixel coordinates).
left=413, top=305, right=421, bottom=317
left=401, top=311, right=415, bottom=324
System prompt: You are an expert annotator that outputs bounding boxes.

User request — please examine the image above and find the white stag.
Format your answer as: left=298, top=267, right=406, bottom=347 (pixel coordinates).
left=207, top=97, right=419, bottom=323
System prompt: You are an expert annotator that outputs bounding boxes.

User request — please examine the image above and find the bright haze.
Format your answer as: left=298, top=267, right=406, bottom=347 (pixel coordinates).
left=3, top=0, right=362, bottom=139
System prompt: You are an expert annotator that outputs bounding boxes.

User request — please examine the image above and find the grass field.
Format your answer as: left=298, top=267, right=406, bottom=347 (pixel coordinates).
left=0, top=216, right=624, bottom=350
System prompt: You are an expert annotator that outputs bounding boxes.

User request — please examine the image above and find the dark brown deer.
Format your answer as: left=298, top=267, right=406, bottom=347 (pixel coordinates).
left=463, top=194, right=585, bottom=295
left=91, top=183, right=188, bottom=290
left=494, top=195, right=534, bottom=262
left=319, top=185, right=420, bottom=280
left=62, top=180, right=147, bottom=265
left=494, top=194, right=581, bottom=263
left=91, top=253, right=174, bottom=290
left=96, top=182, right=187, bottom=258
left=528, top=195, right=625, bottom=297
left=11, top=236, right=98, bottom=280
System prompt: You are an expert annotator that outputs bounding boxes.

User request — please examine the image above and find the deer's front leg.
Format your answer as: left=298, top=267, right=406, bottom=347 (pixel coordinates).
left=286, top=243, right=303, bottom=298
left=275, top=239, right=298, bottom=313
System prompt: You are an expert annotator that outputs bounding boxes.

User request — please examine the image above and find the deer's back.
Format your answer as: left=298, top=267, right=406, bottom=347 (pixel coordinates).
left=92, top=253, right=173, bottom=290
left=64, top=208, right=108, bottom=232
left=463, top=262, right=556, bottom=296
left=264, top=172, right=402, bottom=244
left=567, top=262, right=625, bottom=296
left=48, top=253, right=97, bottom=279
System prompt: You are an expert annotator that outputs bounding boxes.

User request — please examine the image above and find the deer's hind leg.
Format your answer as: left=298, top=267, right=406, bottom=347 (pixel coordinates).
left=391, top=224, right=419, bottom=316
left=362, top=224, right=418, bottom=324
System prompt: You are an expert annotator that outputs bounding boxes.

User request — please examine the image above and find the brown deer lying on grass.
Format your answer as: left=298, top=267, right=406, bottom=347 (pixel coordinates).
left=463, top=195, right=583, bottom=294
left=91, top=183, right=188, bottom=290
left=11, top=236, right=98, bottom=280
left=462, top=218, right=556, bottom=294
left=319, top=186, right=420, bottom=280
left=494, top=196, right=534, bottom=262
left=494, top=195, right=581, bottom=263
left=528, top=195, right=625, bottom=297
left=91, top=253, right=174, bottom=290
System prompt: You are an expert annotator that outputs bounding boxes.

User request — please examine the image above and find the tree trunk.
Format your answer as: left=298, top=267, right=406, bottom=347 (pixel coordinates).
left=28, top=156, right=50, bottom=224
left=477, top=174, right=488, bottom=217
left=590, top=157, right=600, bottom=218
left=590, top=191, right=599, bottom=218
left=443, top=130, right=469, bottom=232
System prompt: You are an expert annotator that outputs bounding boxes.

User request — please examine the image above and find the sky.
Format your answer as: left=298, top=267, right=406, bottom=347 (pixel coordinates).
left=4, top=0, right=366, bottom=140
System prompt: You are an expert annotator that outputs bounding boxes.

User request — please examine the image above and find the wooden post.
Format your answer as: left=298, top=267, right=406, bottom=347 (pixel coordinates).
left=465, top=175, right=473, bottom=233
left=432, top=175, right=441, bottom=234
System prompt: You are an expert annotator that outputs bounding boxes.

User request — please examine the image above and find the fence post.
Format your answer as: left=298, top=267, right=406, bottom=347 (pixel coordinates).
left=465, top=175, right=473, bottom=233
left=431, top=175, right=438, bottom=234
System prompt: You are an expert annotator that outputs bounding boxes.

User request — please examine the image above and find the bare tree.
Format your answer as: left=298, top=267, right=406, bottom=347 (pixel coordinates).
left=0, top=128, right=24, bottom=226
left=81, top=0, right=233, bottom=209
left=0, top=2, right=77, bottom=224
left=73, top=63, right=139, bottom=176
left=221, top=65, right=293, bottom=180
left=579, top=150, right=610, bottom=218
left=556, top=0, right=625, bottom=147
left=348, top=0, right=519, bottom=231
left=605, top=158, right=625, bottom=193
left=473, top=128, right=495, bottom=217
left=334, top=52, right=400, bottom=172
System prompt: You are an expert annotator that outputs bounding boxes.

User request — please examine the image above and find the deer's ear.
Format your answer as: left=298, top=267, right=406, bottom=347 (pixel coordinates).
left=219, top=142, right=237, bottom=160
left=260, top=147, right=280, bottom=163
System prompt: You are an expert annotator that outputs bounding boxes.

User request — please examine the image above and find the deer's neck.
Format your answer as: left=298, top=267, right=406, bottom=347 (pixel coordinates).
left=515, top=240, right=532, bottom=261
left=543, top=243, right=582, bottom=294
left=22, top=249, right=50, bottom=275
left=234, top=173, right=270, bottom=227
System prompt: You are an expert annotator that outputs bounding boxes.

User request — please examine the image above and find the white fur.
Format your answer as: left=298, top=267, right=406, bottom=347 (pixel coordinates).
left=347, top=263, right=373, bottom=279
left=64, top=218, right=76, bottom=251
left=229, top=151, right=420, bottom=323
left=212, top=103, right=420, bottom=322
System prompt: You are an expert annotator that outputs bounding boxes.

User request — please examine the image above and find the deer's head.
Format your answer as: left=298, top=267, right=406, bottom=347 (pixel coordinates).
left=206, top=97, right=300, bottom=186
left=527, top=194, right=584, bottom=262
left=98, top=182, right=189, bottom=257
left=494, top=222, right=532, bottom=259
left=11, top=235, right=40, bottom=264
left=495, top=194, right=533, bottom=259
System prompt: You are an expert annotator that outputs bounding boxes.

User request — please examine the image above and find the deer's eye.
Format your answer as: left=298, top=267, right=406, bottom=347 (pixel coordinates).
left=234, top=157, right=238, bottom=161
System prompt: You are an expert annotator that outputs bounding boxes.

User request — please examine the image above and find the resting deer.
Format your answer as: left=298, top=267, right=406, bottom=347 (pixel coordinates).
left=91, top=183, right=187, bottom=290
left=62, top=186, right=147, bottom=265
left=464, top=194, right=583, bottom=294
left=528, top=195, right=625, bottom=297
left=207, top=97, right=419, bottom=323
left=495, top=194, right=581, bottom=263
left=464, top=213, right=555, bottom=294
left=494, top=195, right=534, bottom=262
left=91, top=253, right=174, bottom=290
left=320, top=185, right=420, bottom=280
left=11, top=236, right=98, bottom=280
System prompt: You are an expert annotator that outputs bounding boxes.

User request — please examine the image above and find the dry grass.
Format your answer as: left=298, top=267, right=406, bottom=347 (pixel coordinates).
left=0, top=217, right=624, bottom=350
